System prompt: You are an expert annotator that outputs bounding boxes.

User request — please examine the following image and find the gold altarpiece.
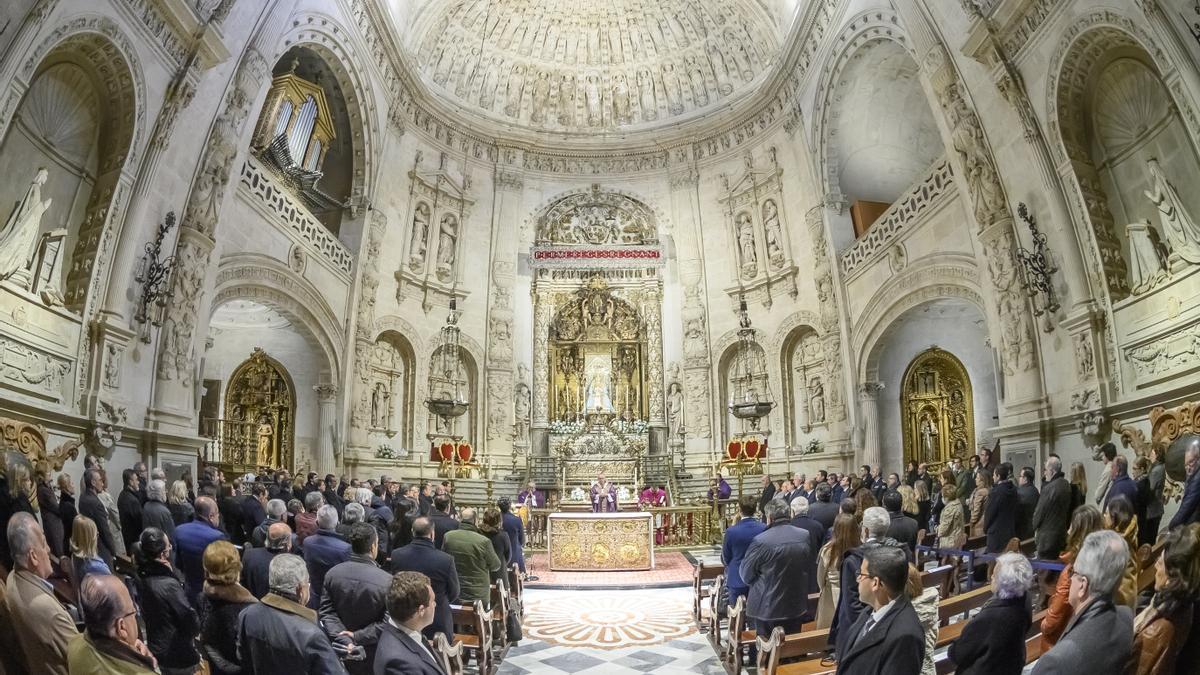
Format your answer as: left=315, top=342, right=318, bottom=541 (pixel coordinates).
left=900, top=348, right=974, bottom=467
left=549, top=277, right=647, bottom=424
left=222, top=348, right=296, bottom=471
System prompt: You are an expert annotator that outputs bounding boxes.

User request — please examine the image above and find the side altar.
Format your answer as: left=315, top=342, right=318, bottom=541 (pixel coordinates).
left=547, top=511, right=654, bottom=571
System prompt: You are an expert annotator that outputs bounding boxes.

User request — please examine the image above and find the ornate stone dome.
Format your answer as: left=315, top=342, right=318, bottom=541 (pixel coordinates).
left=406, top=0, right=785, bottom=135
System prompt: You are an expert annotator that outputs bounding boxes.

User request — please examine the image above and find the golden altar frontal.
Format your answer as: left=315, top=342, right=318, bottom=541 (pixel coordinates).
left=547, top=511, right=654, bottom=572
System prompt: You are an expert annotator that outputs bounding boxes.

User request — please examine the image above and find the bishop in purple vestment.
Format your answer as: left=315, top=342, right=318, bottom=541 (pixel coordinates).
left=517, top=480, right=545, bottom=509
left=591, top=472, right=619, bottom=513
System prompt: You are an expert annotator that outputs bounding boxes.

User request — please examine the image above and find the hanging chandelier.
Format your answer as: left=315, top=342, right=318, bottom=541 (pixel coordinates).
left=728, top=297, right=774, bottom=430
left=425, top=298, right=469, bottom=425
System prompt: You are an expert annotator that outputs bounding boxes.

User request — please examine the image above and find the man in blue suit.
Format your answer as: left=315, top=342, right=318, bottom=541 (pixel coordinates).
left=498, top=498, right=536, bottom=581
left=173, top=496, right=229, bottom=604
left=302, top=504, right=351, bottom=609
left=1168, top=440, right=1200, bottom=530
left=721, top=494, right=766, bottom=610
left=390, top=516, right=461, bottom=642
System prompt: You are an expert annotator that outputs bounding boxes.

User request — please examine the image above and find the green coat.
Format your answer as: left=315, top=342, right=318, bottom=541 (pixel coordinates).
left=66, top=633, right=157, bottom=675
left=442, top=523, right=501, bottom=605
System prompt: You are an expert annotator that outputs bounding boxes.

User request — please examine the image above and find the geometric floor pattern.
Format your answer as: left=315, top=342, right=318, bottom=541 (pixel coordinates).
left=498, top=588, right=725, bottom=675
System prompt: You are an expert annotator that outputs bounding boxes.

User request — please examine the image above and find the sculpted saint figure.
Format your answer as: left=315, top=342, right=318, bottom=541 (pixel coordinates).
left=763, top=200, right=784, bottom=264
left=737, top=212, right=757, bottom=272
left=0, top=168, right=52, bottom=284
left=1145, top=158, right=1200, bottom=265
left=437, top=214, right=458, bottom=273
left=409, top=203, right=430, bottom=269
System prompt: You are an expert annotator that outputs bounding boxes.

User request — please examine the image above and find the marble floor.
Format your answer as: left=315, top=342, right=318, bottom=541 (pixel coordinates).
left=498, top=588, right=724, bottom=675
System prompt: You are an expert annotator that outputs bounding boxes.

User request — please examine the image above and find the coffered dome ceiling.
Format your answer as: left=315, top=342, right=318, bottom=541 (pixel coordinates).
left=403, top=0, right=789, bottom=135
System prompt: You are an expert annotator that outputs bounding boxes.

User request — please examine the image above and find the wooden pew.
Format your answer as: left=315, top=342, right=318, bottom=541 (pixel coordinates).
left=937, top=585, right=992, bottom=629
left=756, top=626, right=831, bottom=675
left=723, top=596, right=757, bottom=675
left=432, top=633, right=465, bottom=675
left=693, top=560, right=724, bottom=629
left=489, top=583, right=512, bottom=657
left=705, top=574, right=727, bottom=649
left=450, top=600, right=492, bottom=675
left=506, top=563, right=524, bottom=617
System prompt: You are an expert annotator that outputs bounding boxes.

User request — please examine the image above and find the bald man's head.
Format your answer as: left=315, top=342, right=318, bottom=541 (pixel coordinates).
left=266, top=521, right=292, bottom=551
left=194, top=495, right=218, bottom=525
left=79, top=574, right=138, bottom=646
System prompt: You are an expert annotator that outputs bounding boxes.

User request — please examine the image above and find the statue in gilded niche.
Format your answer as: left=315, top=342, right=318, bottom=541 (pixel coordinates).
left=436, top=214, right=458, bottom=279
left=584, top=361, right=614, bottom=413
left=1145, top=158, right=1200, bottom=265
left=0, top=168, right=52, bottom=284
left=256, top=413, right=274, bottom=465
left=408, top=203, right=430, bottom=270
left=919, top=412, right=939, bottom=463
left=637, top=69, right=657, bottom=121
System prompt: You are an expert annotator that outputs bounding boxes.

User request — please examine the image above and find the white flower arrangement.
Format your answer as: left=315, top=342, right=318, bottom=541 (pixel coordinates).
left=375, top=443, right=397, bottom=459
left=617, top=486, right=631, bottom=501
left=610, top=419, right=649, bottom=434
left=549, top=419, right=585, bottom=434
left=804, top=438, right=823, bottom=455
left=570, top=487, right=586, bottom=501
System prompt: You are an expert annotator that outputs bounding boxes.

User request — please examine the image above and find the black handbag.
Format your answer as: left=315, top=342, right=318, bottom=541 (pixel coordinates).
left=505, top=609, right=523, bottom=642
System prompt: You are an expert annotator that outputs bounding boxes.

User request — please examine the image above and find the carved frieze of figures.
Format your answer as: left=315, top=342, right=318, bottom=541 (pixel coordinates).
left=938, top=82, right=1005, bottom=230
left=414, top=2, right=770, bottom=130
left=486, top=371, right=509, bottom=441
left=534, top=186, right=658, bottom=246
left=683, top=367, right=712, bottom=438
left=489, top=316, right=513, bottom=365
left=983, top=230, right=1036, bottom=376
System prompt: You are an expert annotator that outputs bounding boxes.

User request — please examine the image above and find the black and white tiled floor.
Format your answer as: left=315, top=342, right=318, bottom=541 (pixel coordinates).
left=497, top=588, right=724, bottom=675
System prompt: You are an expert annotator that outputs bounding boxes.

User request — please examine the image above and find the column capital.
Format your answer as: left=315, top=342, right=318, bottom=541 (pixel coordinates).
left=313, top=384, right=339, bottom=402
left=857, top=382, right=884, bottom=400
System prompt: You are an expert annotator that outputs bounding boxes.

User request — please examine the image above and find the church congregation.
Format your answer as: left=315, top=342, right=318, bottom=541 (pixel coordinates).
left=3, top=0, right=1200, bottom=673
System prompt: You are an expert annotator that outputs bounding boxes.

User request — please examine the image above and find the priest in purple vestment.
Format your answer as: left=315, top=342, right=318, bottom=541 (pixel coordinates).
left=590, top=472, right=619, bottom=513
left=707, top=474, right=732, bottom=502
left=517, top=480, right=545, bottom=509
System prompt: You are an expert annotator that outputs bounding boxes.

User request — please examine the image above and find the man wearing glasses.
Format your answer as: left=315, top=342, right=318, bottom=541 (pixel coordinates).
left=1032, top=530, right=1133, bottom=674
left=834, top=546, right=923, bottom=674
left=67, top=574, right=158, bottom=673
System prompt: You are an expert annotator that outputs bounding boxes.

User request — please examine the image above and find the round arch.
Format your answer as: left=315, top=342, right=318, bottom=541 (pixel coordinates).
left=210, top=254, right=343, bottom=381
left=1045, top=10, right=1200, bottom=300
left=271, top=13, right=381, bottom=208
left=523, top=185, right=671, bottom=244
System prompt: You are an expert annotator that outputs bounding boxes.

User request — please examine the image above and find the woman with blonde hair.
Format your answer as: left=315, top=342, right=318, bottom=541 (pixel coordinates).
left=936, top=482, right=966, bottom=550
left=199, top=540, right=256, bottom=675
left=906, top=563, right=940, bottom=675
left=816, top=512, right=859, bottom=628
left=168, top=478, right=194, bottom=525
left=70, top=515, right=112, bottom=584
left=1040, top=504, right=1105, bottom=649
left=1069, top=461, right=1088, bottom=512
left=897, top=484, right=919, bottom=520
left=969, top=470, right=992, bottom=537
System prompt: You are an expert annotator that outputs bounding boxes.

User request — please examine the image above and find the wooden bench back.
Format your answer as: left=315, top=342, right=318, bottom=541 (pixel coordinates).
left=937, top=585, right=992, bottom=626
left=756, top=626, right=831, bottom=674
left=432, top=633, right=465, bottom=675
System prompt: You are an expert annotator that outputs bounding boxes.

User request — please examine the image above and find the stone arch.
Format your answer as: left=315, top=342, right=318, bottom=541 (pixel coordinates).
left=267, top=13, right=380, bottom=214
left=777, top=321, right=824, bottom=447
left=210, top=254, right=343, bottom=382
left=425, top=333, right=482, bottom=444
left=854, top=258, right=984, bottom=382
left=1046, top=11, right=1200, bottom=301
left=810, top=11, right=940, bottom=211
left=0, top=16, right=147, bottom=310
left=367, top=329, right=418, bottom=452
left=713, top=326, right=770, bottom=442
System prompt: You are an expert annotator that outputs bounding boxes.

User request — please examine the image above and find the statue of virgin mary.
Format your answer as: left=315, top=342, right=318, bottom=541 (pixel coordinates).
left=0, top=168, right=52, bottom=285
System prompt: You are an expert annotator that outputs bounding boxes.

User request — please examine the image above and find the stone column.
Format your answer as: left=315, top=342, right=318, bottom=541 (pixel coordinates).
left=858, top=382, right=883, bottom=470
left=313, top=384, right=338, bottom=475
left=643, top=285, right=667, bottom=454
left=530, top=288, right=553, bottom=456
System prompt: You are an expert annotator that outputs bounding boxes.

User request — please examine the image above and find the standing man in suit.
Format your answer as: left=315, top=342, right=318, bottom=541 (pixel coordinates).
left=1015, top=467, right=1040, bottom=541
left=390, top=516, right=461, bottom=642
left=321, top=523, right=392, bottom=674
left=429, top=495, right=459, bottom=549
left=739, top=498, right=812, bottom=636
left=1033, top=456, right=1072, bottom=559
left=757, top=474, right=777, bottom=515
left=985, top=463, right=1018, bottom=554
left=808, top=483, right=839, bottom=531
left=375, top=571, right=446, bottom=675
left=79, top=468, right=116, bottom=566
left=721, top=494, right=766, bottom=610
left=881, top=491, right=918, bottom=559
left=5, top=512, right=78, bottom=675
left=1168, top=439, right=1200, bottom=529
left=835, top=546, right=924, bottom=675
left=499, top=498, right=535, bottom=581
left=117, top=468, right=144, bottom=554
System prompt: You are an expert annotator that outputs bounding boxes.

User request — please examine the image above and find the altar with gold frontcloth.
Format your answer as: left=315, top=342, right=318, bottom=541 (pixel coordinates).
left=546, top=511, right=655, bottom=571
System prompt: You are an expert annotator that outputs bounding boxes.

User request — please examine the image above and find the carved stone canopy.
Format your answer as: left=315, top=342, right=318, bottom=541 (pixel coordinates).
left=536, top=186, right=659, bottom=246
left=552, top=277, right=643, bottom=342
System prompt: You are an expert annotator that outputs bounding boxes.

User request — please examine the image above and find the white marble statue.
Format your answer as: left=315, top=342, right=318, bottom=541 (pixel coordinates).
left=436, top=214, right=458, bottom=274
left=1127, top=220, right=1169, bottom=294
left=736, top=212, right=757, bottom=273
left=637, top=69, right=657, bottom=121
left=530, top=70, right=550, bottom=123
left=409, top=203, right=430, bottom=269
left=763, top=199, right=784, bottom=264
left=513, top=381, right=531, bottom=441
left=1145, top=158, right=1200, bottom=265
left=0, top=168, right=52, bottom=285
left=584, top=362, right=614, bottom=413
left=667, top=381, right=685, bottom=438
left=808, top=376, right=825, bottom=424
